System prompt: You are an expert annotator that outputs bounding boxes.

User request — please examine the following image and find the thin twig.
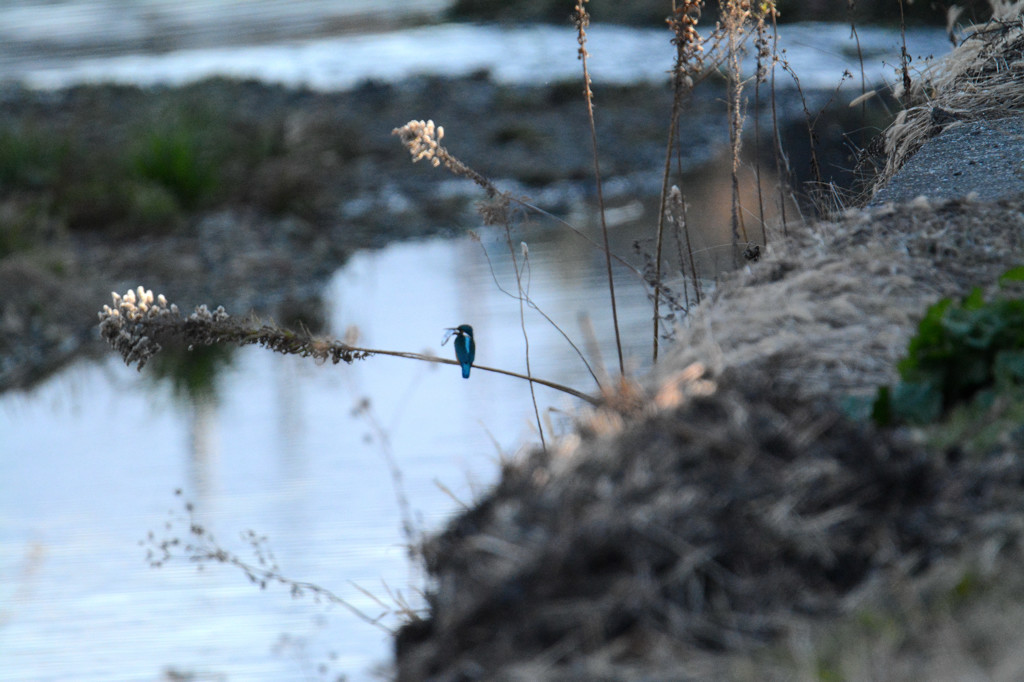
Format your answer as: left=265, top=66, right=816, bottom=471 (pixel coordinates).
left=898, top=0, right=913, bottom=102
left=753, top=5, right=775, bottom=248
left=769, top=7, right=789, bottom=236
left=848, top=0, right=867, bottom=118
left=351, top=398, right=419, bottom=555
left=502, top=220, right=547, bottom=451
left=723, top=0, right=751, bottom=266
left=575, top=0, right=624, bottom=377
left=474, top=233, right=602, bottom=390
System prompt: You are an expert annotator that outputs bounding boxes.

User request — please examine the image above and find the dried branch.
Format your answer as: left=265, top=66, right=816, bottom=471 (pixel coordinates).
left=98, top=287, right=599, bottom=405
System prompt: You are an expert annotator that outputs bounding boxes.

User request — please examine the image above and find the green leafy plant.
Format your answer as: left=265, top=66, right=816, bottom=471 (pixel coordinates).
left=873, top=267, right=1024, bottom=425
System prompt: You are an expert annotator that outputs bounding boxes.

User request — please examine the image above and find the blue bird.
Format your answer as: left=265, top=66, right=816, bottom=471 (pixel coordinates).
left=443, top=324, right=476, bottom=378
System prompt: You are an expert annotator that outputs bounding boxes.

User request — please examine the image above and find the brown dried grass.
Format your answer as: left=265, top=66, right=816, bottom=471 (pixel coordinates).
left=871, top=4, right=1024, bottom=196
left=661, top=196, right=1024, bottom=404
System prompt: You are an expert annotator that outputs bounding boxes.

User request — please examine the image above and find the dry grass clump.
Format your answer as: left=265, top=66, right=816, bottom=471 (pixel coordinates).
left=872, top=3, right=1024, bottom=196
left=661, top=196, right=1024, bottom=404
left=395, top=363, right=1024, bottom=681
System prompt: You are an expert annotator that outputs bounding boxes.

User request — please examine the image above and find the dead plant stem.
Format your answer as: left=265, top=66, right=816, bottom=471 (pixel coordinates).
left=724, top=0, right=750, bottom=266
left=848, top=0, right=867, bottom=118
left=654, top=0, right=704, bottom=363
left=503, top=221, right=547, bottom=450
left=475, top=234, right=602, bottom=390
left=898, top=0, right=912, bottom=101
left=770, top=8, right=789, bottom=235
left=353, top=398, right=419, bottom=556
left=575, top=0, right=624, bottom=377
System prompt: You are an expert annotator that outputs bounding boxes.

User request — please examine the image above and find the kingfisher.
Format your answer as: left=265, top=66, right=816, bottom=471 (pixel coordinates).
left=442, top=324, right=476, bottom=378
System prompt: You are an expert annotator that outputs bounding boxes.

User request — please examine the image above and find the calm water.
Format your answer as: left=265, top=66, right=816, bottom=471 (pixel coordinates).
left=0, top=222, right=663, bottom=681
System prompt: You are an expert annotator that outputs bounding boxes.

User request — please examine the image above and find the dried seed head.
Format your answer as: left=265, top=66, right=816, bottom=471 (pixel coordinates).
left=392, top=119, right=445, bottom=167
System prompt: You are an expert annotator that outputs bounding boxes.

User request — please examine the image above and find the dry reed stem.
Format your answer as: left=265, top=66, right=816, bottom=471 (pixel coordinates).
left=752, top=3, right=776, bottom=246
left=352, top=397, right=420, bottom=556
left=769, top=7, right=790, bottom=235
left=654, top=0, right=706, bottom=363
left=574, top=0, right=624, bottom=377
left=722, top=0, right=752, bottom=265
left=502, top=218, right=547, bottom=450
left=848, top=0, right=868, bottom=110
left=668, top=185, right=702, bottom=305
left=898, top=0, right=913, bottom=103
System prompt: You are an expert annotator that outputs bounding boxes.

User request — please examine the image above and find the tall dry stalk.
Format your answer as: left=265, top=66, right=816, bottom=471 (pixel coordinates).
left=848, top=0, right=867, bottom=116
left=897, top=0, right=913, bottom=103
left=667, top=185, right=701, bottom=306
left=752, top=3, right=776, bottom=249
left=501, top=220, right=547, bottom=450
left=653, top=0, right=705, bottom=363
left=769, top=6, right=790, bottom=236
left=722, top=0, right=751, bottom=266
left=574, top=0, right=624, bottom=377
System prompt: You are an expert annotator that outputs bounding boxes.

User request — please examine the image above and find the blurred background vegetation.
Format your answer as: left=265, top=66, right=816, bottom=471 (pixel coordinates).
left=448, top=0, right=997, bottom=25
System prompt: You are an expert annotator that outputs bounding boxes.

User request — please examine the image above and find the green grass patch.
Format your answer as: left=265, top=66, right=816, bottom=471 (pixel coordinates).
left=131, top=126, right=218, bottom=210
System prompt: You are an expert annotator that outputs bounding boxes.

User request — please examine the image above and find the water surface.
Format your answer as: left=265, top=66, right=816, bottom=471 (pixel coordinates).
left=1, top=222, right=664, bottom=680
left=1, top=15, right=950, bottom=92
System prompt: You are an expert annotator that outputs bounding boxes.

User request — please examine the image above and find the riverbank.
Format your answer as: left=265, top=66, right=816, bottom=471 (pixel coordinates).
left=396, top=194, right=1024, bottom=681
left=393, top=9, right=1024, bottom=681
